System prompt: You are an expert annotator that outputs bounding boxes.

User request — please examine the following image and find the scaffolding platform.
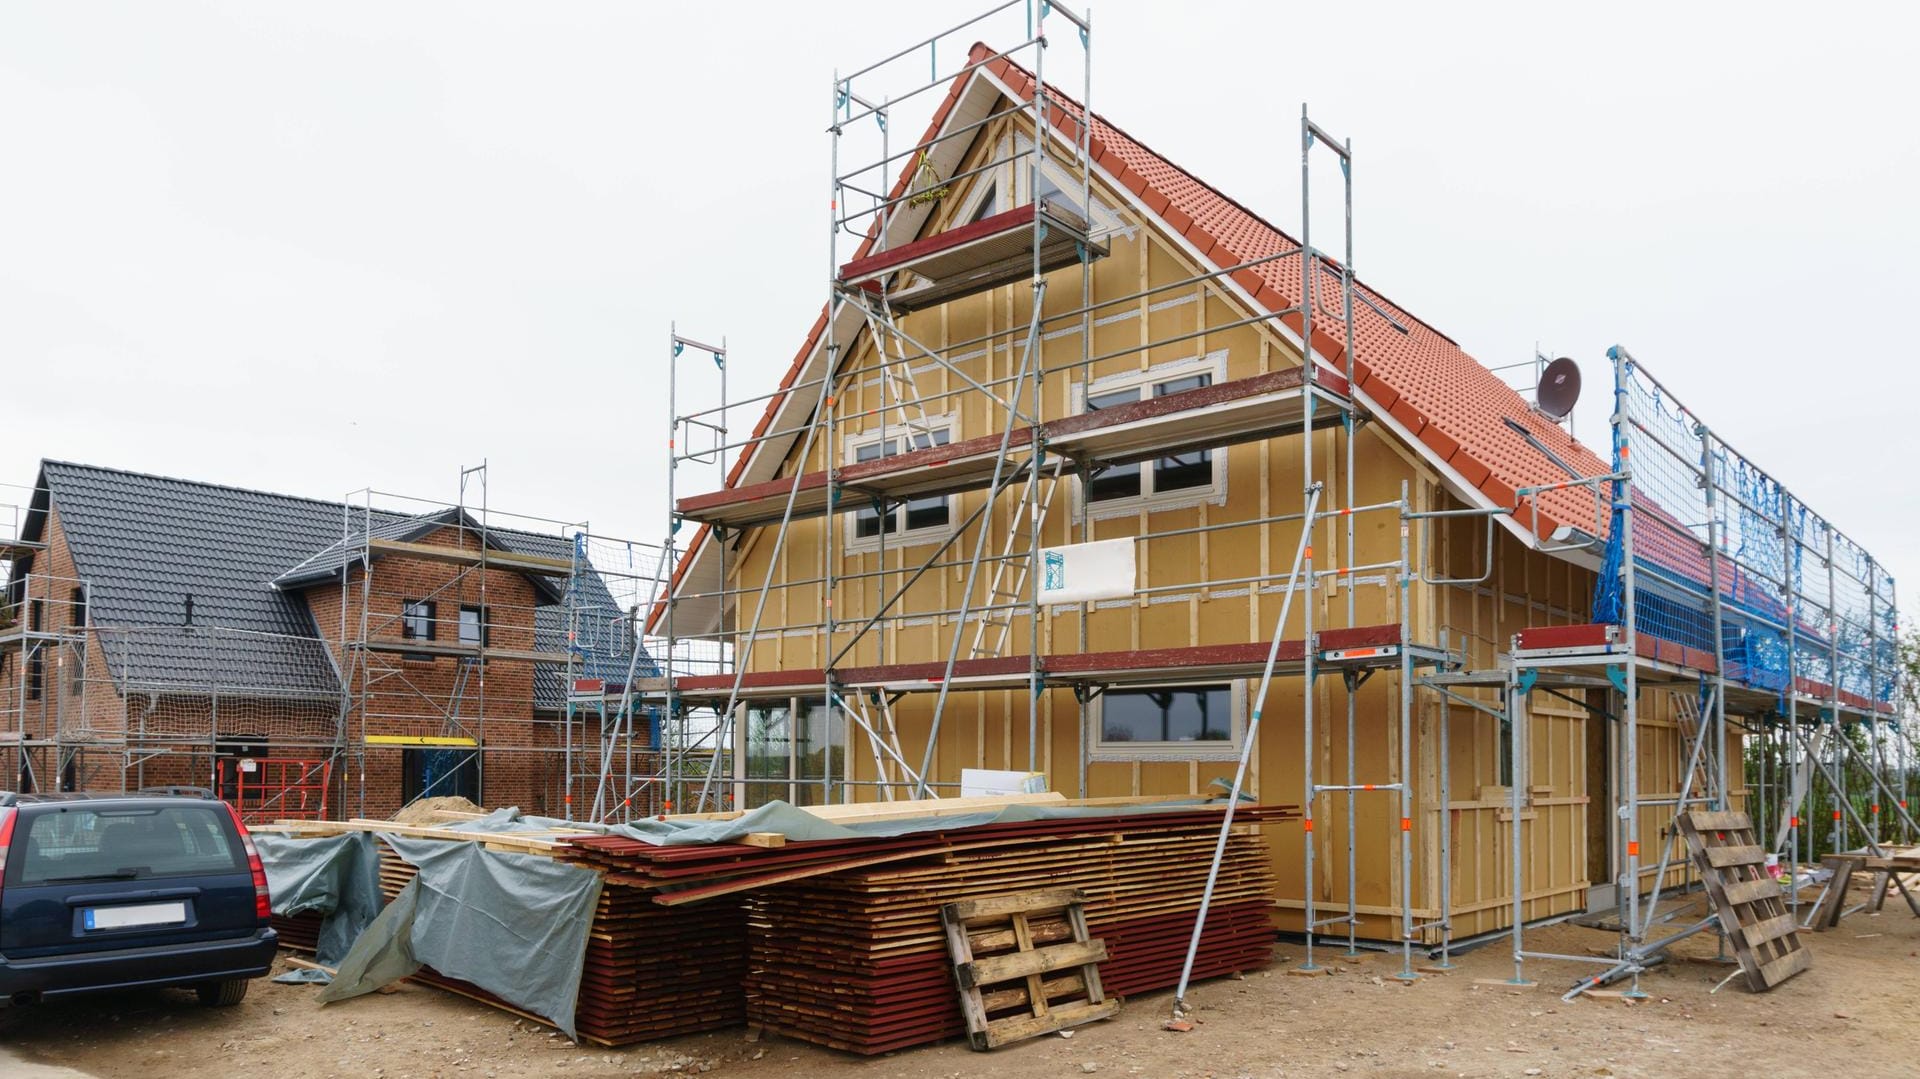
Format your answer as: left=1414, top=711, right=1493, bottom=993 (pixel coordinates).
left=351, top=638, right=573, bottom=665
left=670, top=625, right=1409, bottom=702
left=1506, top=622, right=1894, bottom=720
left=675, top=367, right=1349, bottom=530
left=839, top=200, right=1107, bottom=313
left=363, top=537, right=575, bottom=577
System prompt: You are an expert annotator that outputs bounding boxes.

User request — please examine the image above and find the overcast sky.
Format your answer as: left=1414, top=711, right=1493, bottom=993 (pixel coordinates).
left=3, top=1, right=1916, bottom=615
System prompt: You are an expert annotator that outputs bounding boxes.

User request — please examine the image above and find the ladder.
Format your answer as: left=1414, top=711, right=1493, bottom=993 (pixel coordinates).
left=443, top=655, right=480, bottom=741
left=969, top=455, right=1066, bottom=659
left=1670, top=685, right=1721, bottom=808
left=858, top=295, right=944, bottom=451
left=835, top=689, right=920, bottom=801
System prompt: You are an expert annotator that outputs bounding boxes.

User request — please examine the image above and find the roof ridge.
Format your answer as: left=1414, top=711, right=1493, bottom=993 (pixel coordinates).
left=39, top=458, right=360, bottom=513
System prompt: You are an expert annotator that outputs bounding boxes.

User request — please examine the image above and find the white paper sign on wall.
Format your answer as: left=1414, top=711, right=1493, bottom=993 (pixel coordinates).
left=1034, top=537, right=1137, bottom=604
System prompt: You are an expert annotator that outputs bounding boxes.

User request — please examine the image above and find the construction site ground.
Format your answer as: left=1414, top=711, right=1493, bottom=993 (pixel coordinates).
left=3, top=882, right=1915, bottom=1079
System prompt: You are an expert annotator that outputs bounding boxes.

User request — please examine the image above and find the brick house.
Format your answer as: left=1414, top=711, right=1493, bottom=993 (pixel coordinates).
left=0, top=461, right=650, bottom=821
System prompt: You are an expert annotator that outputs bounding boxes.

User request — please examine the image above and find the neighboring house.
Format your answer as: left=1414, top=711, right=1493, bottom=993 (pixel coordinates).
left=656, top=41, right=1897, bottom=947
left=0, top=461, right=651, bottom=821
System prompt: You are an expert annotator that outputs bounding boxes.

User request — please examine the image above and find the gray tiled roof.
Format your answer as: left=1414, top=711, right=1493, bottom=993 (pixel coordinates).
left=15, top=461, right=648, bottom=709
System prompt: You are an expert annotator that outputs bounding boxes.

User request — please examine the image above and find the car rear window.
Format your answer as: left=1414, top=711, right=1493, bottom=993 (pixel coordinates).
left=16, top=805, right=243, bottom=884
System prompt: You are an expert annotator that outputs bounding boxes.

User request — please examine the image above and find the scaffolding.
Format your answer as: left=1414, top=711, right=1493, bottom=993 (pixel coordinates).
left=1470, top=347, right=1907, bottom=999
left=649, top=1, right=1470, bottom=985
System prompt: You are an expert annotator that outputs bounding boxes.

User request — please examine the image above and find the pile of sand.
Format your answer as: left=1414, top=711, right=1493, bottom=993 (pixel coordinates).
left=390, top=795, right=486, bottom=826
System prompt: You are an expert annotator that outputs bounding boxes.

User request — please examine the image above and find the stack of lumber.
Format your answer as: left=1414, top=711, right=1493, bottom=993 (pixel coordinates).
left=269, top=909, right=324, bottom=954
left=366, top=827, right=749, bottom=1046
left=734, top=805, right=1289, bottom=1054
left=261, top=796, right=1287, bottom=1054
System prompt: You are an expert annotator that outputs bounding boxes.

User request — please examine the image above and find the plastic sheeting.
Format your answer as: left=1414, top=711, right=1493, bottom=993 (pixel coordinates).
left=607, top=797, right=1224, bottom=847
left=318, top=835, right=604, bottom=1041
left=254, top=831, right=383, bottom=968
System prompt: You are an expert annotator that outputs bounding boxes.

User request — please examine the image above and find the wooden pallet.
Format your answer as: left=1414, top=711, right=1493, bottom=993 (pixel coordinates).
left=1675, top=810, right=1809, bottom=991
left=941, top=888, right=1120, bottom=1050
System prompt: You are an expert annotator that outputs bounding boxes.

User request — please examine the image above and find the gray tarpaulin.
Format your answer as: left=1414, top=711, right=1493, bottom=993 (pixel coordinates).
left=254, top=831, right=383, bottom=967
left=606, top=796, right=1223, bottom=846
left=318, top=834, right=604, bottom=1041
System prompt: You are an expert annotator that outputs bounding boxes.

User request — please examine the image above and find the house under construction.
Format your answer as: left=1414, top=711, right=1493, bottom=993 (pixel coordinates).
left=641, top=3, right=1911, bottom=995
left=0, top=461, right=679, bottom=823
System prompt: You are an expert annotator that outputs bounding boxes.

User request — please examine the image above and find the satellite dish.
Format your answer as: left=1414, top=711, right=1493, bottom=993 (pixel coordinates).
left=1535, top=357, right=1581, bottom=420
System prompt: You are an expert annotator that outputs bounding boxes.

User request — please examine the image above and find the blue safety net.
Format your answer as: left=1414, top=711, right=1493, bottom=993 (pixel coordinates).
left=1592, top=356, right=1897, bottom=712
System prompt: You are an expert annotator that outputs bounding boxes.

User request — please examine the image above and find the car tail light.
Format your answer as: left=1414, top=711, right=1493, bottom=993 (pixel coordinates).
left=0, top=808, right=15, bottom=906
left=221, top=802, right=271, bottom=923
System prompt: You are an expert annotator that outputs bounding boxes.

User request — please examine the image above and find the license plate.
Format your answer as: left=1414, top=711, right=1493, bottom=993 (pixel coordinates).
left=83, top=901, right=187, bottom=931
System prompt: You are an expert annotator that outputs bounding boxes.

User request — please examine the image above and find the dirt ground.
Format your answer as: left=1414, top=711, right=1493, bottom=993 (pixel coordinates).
left=5, top=881, right=1916, bottom=1079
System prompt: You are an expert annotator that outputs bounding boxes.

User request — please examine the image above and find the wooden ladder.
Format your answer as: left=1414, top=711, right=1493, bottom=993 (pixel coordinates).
left=941, top=888, right=1119, bottom=1050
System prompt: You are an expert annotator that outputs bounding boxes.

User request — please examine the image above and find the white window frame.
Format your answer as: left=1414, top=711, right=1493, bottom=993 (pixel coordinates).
left=842, top=413, right=961, bottom=554
left=1072, top=351, right=1230, bottom=520
left=1086, top=680, right=1247, bottom=762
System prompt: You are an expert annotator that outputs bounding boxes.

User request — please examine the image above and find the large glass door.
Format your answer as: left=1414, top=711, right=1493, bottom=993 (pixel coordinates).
left=742, top=704, right=794, bottom=807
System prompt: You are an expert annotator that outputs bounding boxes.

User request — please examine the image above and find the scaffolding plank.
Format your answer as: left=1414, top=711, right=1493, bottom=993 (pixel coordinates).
left=839, top=202, right=1108, bottom=314
left=667, top=625, right=1402, bottom=700
left=675, top=366, right=1343, bottom=530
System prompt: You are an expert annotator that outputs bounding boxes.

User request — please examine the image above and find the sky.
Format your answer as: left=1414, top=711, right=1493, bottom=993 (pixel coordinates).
left=3, top=1, right=1917, bottom=615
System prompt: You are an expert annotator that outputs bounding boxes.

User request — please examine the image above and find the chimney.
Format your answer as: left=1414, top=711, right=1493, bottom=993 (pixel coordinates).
left=184, top=593, right=195, bottom=626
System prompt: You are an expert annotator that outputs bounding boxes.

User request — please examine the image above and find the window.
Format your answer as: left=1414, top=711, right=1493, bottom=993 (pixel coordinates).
left=28, top=600, right=43, bottom=701
left=1078, top=355, right=1228, bottom=515
left=967, top=181, right=999, bottom=223
left=458, top=605, right=488, bottom=648
left=68, top=587, right=86, bottom=631
left=403, top=747, right=479, bottom=804
left=402, top=599, right=435, bottom=641
left=17, top=804, right=244, bottom=884
left=845, top=422, right=957, bottom=552
left=1091, top=682, right=1244, bottom=761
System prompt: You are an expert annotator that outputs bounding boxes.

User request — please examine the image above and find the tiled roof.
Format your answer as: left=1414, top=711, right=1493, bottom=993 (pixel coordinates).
left=15, top=461, right=644, bottom=708
left=654, top=44, right=1623, bottom=629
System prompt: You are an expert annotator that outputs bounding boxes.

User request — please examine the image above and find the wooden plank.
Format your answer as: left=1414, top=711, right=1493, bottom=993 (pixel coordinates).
left=1752, top=947, right=1812, bottom=988
left=1722, top=878, right=1782, bottom=906
left=1743, top=913, right=1800, bottom=947
left=957, top=939, right=1107, bottom=989
left=945, top=888, right=1083, bottom=923
left=939, top=908, right=993, bottom=1045
left=1812, top=856, right=1864, bottom=930
left=1687, top=811, right=1750, bottom=831
left=980, top=998, right=1120, bottom=1049
left=1703, top=845, right=1766, bottom=869
left=979, top=972, right=1087, bottom=1012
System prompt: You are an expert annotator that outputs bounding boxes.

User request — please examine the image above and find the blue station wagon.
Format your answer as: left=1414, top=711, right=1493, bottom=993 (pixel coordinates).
left=0, top=791, right=277, bottom=1006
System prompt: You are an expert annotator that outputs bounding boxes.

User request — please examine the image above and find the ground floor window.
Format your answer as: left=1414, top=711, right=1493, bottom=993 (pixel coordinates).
left=1089, top=682, right=1244, bottom=761
left=403, top=746, right=480, bottom=804
left=738, top=700, right=845, bottom=806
